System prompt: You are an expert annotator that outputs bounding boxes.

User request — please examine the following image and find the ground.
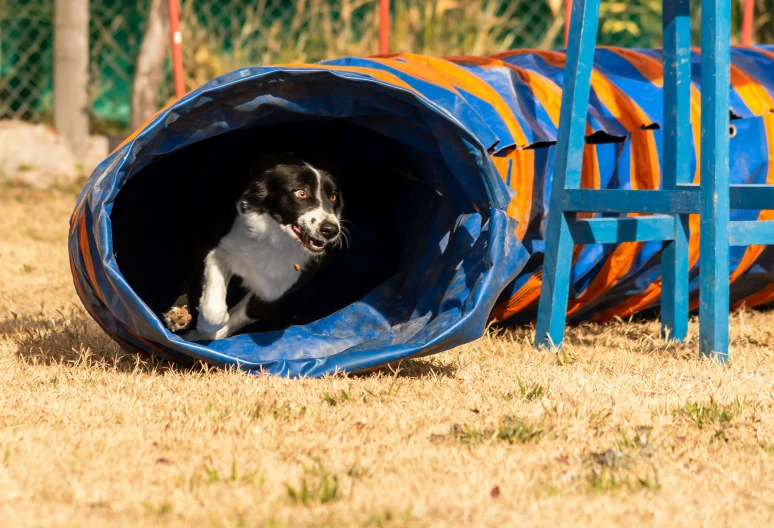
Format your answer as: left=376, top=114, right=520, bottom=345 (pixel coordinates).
left=2, top=182, right=774, bottom=528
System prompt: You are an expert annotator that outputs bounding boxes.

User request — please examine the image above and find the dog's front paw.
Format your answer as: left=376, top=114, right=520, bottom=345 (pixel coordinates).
left=163, top=306, right=193, bottom=332
left=197, top=305, right=229, bottom=334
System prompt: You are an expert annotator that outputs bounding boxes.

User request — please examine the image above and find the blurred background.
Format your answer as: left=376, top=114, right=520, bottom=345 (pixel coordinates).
left=0, top=0, right=771, bottom=174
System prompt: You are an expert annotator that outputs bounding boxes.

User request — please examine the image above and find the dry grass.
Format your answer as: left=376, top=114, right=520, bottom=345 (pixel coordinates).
left=178, top=0, right=561, bottom=92
left=2, top=182, right=774, bottom=527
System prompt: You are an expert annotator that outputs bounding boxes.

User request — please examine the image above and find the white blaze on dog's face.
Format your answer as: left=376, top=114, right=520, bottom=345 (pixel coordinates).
left=238, top=153, right=344, bottom=256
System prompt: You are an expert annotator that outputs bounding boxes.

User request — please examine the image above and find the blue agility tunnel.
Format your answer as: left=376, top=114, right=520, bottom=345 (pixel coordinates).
left=70, top=48, right=774, bottom=376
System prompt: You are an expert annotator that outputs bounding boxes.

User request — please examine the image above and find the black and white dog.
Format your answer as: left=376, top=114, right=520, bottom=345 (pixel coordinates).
left=163, top=152, right=345, bottom=341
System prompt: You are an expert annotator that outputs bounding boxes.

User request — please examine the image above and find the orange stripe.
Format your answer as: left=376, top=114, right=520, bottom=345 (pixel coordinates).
left=492, top=50, right=660, bottom=315
left=489, top=123, right=599, bottom=319
left=729, top=63, right=774, bottom=116
left=584, top=127, right=664, bottom=312
left=446, top=56, right=577, bottom=241
left=490, top=50, right=656, bottom=131
left=79, top=215, right=106, bottom=305
left=594, top=50, right=703, bottom=320
left=569, top=128, right=661, bottom=317
left=370, top=57, right=468, bottom=98
left=490, top=273, right=542, bottom=322
left=397, top=55, right=529, bottom=146
left=490, top=140, right=600, bottom=321
left=394, top=55, right=541, bottom=240
left=601, top=47, right=666, bottom=88
left=69, top=195, right=87, bottom=235
left=690, top=46, right=774, bottom=117
left=449, top=56, right=564, bottom=125
left=733, top=282, right=774, bottom=310
left=491, top=149, right=535, bottom=239
left=601, top=50, right=774, bottom=318
left=380, top=55, right=540, bottom=238
left=568, top=245, right=647, bottom=316
left=446, top=56, right=591, bottom=241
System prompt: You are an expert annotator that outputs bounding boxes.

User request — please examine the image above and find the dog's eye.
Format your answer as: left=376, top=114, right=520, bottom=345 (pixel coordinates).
left=330, top=193, right=337, bottom=203
left=294, top=190, right=308, bottom=199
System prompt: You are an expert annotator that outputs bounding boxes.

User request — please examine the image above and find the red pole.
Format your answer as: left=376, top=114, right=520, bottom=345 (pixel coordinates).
left=741, top=0, right=754, bottom=46
left=564, top=0, right=572, bottom=48
left=168, top=0, right=185, bottom=99
left=379, top=0, right=390, bottom=55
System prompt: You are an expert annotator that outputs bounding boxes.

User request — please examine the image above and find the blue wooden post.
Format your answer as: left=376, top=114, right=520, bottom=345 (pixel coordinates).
left=699, top=0, right=731, bottom=361
left=661, top=0, right=691, bottom=341
left=535, top=0, right=601, bottom=349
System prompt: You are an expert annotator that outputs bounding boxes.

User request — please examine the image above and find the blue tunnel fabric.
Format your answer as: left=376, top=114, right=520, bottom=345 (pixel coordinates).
left=69, top=47, right=774, bottom=376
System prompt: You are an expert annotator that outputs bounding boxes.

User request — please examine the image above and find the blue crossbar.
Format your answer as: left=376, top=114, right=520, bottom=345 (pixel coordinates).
left=729, top=221, right=774, bottom=247
left=568, top=216, right=677, bottom=245
left=563, top=186, right=774, bottom=214
left=562, top=190, right=698, bottom=214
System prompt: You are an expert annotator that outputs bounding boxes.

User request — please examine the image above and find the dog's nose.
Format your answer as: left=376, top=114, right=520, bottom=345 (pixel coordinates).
left=319, top=221, right=339, bottom=240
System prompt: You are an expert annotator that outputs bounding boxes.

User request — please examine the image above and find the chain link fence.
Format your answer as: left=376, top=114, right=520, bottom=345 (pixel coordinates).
left=2, top=0, right=724, bottom=133
left=89, top=0, right=148, bottom=131
left=0, top=0, right=53, bottom=122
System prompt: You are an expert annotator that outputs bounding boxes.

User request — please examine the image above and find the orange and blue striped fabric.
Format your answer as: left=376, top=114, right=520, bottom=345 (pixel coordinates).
left=69, top=46, right=774, bottom=376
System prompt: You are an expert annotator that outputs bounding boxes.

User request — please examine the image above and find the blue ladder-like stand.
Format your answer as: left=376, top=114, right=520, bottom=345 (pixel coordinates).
left=535, top=0, right=774, bottom=361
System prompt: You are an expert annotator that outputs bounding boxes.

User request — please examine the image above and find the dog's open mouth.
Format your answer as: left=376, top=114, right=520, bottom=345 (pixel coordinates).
left=292, top=225, right=327, bottom=253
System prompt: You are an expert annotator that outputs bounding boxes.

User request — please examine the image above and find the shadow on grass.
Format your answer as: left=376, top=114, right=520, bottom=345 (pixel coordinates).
left=5, top=306, right=459, bottom=379
left=4, top=305, right=189, bottom=375
left=363, top=357, right=458, bottom=379
left=14, top=302, right=767, bottom=377
left=520, top=306, right=774, bottom=361
left=495, top=314, right=699, bottom=360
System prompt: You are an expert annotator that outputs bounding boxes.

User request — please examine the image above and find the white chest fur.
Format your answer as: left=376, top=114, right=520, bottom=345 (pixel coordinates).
left=216, top=212, right=312, bottom=302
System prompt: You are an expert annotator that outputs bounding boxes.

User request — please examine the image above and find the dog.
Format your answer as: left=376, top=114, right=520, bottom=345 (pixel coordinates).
left=162, top=152, right=345, bottom=341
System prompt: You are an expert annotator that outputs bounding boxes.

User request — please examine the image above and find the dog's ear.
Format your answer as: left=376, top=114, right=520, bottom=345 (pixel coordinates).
left=238, top=180, right=268, bottom=214
left=240, top=161, right=273, bottom=214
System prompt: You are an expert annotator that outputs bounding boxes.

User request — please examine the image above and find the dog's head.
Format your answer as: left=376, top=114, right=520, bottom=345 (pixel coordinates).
left=239, top=152, right=344, bottom=256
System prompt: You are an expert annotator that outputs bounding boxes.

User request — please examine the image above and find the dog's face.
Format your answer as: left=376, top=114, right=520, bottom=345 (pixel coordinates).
left=240, top=153, right=344, bottom=256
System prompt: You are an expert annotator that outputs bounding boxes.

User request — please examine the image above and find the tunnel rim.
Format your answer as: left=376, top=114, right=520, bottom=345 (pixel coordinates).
left=69, top=65, right=524, bottom=374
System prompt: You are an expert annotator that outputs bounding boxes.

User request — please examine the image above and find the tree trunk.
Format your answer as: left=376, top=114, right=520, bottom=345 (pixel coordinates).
left=54, top=0, right=89, bottom=155
left=131, top=0, right=170, bottom=132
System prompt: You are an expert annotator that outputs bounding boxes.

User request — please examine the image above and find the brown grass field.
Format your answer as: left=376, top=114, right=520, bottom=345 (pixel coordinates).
left=2, top=182, right=774, bottom=527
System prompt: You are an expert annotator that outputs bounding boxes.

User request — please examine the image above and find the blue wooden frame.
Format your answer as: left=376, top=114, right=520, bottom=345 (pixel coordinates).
left=535, top=0, right=601, bottom=349
left=662, top=0, right=692, bottom=342
left=698, top=0, right=732, bottom=361
left=536, top=0, right=772, bottom=361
